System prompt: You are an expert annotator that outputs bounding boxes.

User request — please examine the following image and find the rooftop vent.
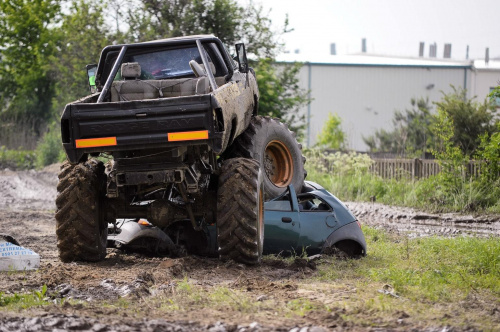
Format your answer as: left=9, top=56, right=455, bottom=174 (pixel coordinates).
left=330, top=43, right=336, bottom=55
left=419, top=42, right=425, bottom=57
left=443, top=43, right=452, bottom=58
left=362, top=38, right=366, bottom=53
left=429, top=43, right=437, bottom=58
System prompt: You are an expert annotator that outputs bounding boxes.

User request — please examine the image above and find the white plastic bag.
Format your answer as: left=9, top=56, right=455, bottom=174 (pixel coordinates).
left=0, top=241, right=40, bottom=271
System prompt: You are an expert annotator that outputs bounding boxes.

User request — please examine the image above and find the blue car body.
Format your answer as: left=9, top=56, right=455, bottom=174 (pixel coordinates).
left=263, top=181, right=366, bottom=257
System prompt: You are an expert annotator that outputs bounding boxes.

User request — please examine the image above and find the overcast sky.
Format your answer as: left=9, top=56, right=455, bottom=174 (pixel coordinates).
left=251, top=0, right=500, bottom=60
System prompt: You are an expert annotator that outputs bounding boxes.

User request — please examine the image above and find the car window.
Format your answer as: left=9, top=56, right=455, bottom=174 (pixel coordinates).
left=223, top=43, right=238, bottom=70
left=297, top=194, right=331, bottom=212
left=265, top=196, right=292, bottom=211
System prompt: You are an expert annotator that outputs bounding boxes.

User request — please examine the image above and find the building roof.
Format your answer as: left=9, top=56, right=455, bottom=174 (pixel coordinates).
left=473, top=59, right=500, bottom=70
left=276, top=53, right=473, bottom=69
left=277, top=52, right=500, bottom=71
left=277, top=53, right=490, bottom=68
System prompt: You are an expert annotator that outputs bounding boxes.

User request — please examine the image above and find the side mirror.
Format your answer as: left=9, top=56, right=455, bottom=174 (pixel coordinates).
left=235, top=43, right=249, bottom=73
left=86, top=64, right=98, bottom=93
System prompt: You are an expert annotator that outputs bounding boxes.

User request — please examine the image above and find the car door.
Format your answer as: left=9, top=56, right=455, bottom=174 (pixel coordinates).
left=263, top=186, right=301, bottom=254
left=295, top=193, right=337, bottom=255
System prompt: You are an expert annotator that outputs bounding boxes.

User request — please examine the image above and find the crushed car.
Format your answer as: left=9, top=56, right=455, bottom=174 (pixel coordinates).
left=108, top=181, right=366, bottom=258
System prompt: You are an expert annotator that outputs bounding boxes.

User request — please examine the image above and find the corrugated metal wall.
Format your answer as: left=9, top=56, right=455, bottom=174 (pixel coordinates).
left=298, top=64, right=470, bottom=150
left=470, top=69, right=500, bottom=98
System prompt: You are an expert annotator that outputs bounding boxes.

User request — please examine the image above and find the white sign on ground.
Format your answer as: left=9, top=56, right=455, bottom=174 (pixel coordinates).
left=0, top=241, right=40, bottom=271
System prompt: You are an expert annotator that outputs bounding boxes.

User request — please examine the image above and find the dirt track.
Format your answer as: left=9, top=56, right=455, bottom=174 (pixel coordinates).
left=0, top=165, right=499, bottom=331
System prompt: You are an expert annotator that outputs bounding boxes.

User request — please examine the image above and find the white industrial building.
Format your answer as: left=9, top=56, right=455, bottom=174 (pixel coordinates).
left=277, top=53, right=500, bottom=150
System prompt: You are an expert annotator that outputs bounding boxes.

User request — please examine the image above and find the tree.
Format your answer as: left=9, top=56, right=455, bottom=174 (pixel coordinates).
left=315, top=113, right=345, bottom=149
left=254, top=59, right=309, bottom=137
left=129, top=0, right=282, bottom=58
left=0, top=0, right=61, bottom=129
left=489, top=85, right=500, bottom=100
left=434, top=86, right=497, bottom=156
left=363, top=98, right=434, bottom=156
left=51, top=0, right=111, bottom=114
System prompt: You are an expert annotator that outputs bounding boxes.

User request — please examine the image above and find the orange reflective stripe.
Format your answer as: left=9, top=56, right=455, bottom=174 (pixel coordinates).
left=168, top=130, right=209, bottom=142
left=75, top=137, right=117, bottom=148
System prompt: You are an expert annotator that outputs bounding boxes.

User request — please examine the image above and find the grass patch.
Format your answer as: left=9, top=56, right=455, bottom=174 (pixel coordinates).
left=0, top=285, right=50, bottom=309
left=285, top=298, right=322, bottom=317
left=155, top=278, right=261, bottom=314
left=318, top=227, right=500, bottom=302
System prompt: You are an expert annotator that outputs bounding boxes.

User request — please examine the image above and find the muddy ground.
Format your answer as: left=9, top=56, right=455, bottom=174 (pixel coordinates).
left=0, top=165, right=499, bottom=331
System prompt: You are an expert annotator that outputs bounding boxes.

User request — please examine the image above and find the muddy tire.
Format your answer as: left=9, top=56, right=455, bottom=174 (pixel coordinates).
left=55, top=159, right=107, bottom=262
left=217, top=158, right=264, bottom=265
left=224, top=116, right=305, bottom=199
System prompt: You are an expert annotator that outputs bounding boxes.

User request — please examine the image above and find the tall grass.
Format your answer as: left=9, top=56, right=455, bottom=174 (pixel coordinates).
left=0, top=119, right=42, bottom=150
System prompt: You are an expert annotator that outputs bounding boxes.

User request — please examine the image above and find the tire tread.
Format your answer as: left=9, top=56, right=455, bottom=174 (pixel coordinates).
left=217, top=158, right=263, bottom=265
left=55, top=159, right=107, bottom=262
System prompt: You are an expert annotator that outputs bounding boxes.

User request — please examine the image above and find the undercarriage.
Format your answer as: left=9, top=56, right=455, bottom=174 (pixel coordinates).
left=103, top=145, right=218, bottom=231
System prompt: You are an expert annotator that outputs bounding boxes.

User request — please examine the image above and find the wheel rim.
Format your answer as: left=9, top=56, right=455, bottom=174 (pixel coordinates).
left=264, top=140, right=294, bottom=187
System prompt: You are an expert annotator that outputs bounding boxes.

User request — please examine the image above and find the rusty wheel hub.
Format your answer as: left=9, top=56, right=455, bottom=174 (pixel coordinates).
left=264, top=140, right=294, bottom=187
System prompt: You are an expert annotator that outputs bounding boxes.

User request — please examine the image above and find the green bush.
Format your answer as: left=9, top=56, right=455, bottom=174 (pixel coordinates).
left=315, top=113, right=345, bottom=149
left=34, top=122, right=66, bottom=168
left=0, top=146, right=36, bottom=169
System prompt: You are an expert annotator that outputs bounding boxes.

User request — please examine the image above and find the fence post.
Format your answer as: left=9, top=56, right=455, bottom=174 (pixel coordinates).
left=418, top=158, right=422, bottom=179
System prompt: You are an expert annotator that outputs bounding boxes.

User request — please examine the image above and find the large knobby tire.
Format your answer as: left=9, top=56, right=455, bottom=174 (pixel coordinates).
left=55, top=159, right=107, bottom=262
left=224, top=116, right=305, bottom=199
left=217, top=158, right=264, bottom=265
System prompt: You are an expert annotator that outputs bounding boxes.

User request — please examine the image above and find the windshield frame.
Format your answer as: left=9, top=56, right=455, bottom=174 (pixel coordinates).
left=95, top=36, right=234, bottom=89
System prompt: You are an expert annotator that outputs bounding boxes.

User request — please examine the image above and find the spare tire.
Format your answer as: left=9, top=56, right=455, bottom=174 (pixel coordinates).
left=224, top=116, right=305, bottom=199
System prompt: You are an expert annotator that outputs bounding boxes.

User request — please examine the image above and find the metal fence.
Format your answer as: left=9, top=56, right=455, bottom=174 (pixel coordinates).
left=370, top=158, right=483, bottom=180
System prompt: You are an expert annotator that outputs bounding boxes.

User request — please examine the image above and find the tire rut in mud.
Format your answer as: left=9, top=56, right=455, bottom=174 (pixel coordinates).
left=347, top=201, right=500, bottom=237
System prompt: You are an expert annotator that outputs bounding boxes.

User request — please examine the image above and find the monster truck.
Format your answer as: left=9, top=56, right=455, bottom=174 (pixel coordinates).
left=56, top=35, right=305, bottom=264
